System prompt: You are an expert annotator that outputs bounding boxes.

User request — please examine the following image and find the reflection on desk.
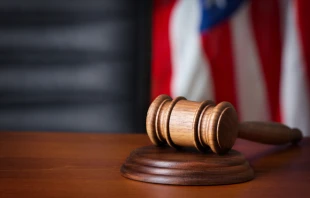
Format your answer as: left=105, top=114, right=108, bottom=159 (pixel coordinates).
left=0, top=132, right=309, bottom=198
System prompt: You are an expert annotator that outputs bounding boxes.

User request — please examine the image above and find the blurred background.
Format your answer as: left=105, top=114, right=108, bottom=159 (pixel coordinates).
left=0, top=0, right=309, bottom=136
left=0, top=0, right=151, bottom=133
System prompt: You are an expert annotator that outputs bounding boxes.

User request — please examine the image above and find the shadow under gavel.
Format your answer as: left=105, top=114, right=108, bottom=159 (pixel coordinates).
left=146, top=95, right=303, bottom=155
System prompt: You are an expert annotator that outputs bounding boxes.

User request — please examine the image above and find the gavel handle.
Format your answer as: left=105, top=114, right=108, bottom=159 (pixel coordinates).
left=238, top=122, right=303, bottom=145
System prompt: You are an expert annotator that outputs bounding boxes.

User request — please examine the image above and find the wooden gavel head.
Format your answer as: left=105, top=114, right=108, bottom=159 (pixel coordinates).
left=146, top=95, right=239, bottom=154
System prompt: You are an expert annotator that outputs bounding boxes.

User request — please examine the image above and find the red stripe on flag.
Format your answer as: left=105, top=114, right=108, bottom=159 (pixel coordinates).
left=295, top=0, right=310, bottom=92
left=201, top=22, right=239, bottom=111
left=250, top=0, right=282, bottom=122
left=151, top=0, right=176, bottom=100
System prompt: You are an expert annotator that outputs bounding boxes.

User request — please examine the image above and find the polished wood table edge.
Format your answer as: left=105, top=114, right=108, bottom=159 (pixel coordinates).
left=0, top=132, right=309, bottom=198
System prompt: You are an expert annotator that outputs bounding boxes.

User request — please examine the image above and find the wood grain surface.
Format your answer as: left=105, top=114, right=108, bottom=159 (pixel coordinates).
left=146, top=95, right=302, bottom=154
left=146, top=94, right=239, bottom=154
left=121, top=146, right=254, bottom=185
left=0, top=132, right=309, bottom=198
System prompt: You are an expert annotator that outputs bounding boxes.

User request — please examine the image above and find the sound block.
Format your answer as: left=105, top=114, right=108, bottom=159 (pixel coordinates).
left=121, top=145, right=254, bottom=185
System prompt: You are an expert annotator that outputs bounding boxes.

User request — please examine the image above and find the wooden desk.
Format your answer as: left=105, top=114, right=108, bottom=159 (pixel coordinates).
left=0, top=132, right=309, bottom=198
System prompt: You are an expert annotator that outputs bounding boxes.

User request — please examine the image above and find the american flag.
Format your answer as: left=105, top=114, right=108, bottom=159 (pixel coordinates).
left=151, top=0, right=310, bottom=136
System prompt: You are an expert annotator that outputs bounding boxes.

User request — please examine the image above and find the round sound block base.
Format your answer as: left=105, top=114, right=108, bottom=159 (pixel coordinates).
left=121, top=146, right=254, bottom=186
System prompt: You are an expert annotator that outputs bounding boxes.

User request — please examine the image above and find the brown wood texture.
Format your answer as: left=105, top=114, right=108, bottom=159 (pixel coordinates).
left=238, top=122, right=302, bottom=144
left=146, top=95, right=239, bottom=154
left=121, top=146, right=254, bottom=185
left=147, top=95, right=302, bottom=154
left=0, top=132, right=310, bottom=198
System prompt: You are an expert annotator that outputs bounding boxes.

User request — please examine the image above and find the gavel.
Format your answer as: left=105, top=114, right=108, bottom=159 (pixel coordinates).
left=146, top=95, right=303, bottom=154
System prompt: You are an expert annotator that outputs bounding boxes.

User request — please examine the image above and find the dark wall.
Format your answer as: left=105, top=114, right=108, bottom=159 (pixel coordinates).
left=0, top=0, right=151, bottom=132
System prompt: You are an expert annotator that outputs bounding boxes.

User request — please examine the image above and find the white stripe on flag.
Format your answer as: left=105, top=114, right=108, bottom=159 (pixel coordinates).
left=280, top=0, right=310, bottom=137
left=230, top=1, right=270, bottom=121
left=169, top=0, right=214, bottom=101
